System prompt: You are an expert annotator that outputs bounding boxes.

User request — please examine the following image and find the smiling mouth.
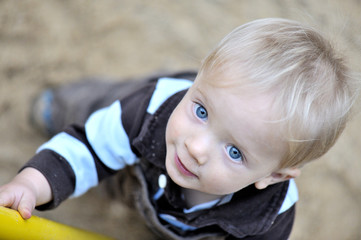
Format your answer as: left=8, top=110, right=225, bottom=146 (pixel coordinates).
left=175, top=154, right=197, bottom=177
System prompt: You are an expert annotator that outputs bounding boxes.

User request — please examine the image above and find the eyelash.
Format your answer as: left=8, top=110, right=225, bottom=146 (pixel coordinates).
left=193, top=102, right=245, bottom=164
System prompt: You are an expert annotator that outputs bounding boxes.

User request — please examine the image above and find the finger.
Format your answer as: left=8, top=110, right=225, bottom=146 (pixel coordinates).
left=0, top=196, right=4, bottom=206
left=18, top=196, right=35, bottom=219
left=18, top=205, right=32, bottom=219
left=0, top=190, right=17, bottom=208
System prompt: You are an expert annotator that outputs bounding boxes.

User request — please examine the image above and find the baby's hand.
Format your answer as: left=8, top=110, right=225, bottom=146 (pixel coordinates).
left=0, top=178, right=36, bottom=219
left=0, top=168, right=52, bottom=219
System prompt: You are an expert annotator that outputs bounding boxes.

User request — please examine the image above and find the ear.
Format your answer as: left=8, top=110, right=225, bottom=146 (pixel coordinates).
left=254, top=168, right=301, bottom=190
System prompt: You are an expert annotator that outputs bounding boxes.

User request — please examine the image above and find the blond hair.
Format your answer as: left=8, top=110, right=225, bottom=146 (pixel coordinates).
left=199, top=18, right=359, bottom=168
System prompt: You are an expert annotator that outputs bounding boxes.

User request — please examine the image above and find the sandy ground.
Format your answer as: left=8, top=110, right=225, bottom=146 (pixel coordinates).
left=0, top=1, right=361, bottom=239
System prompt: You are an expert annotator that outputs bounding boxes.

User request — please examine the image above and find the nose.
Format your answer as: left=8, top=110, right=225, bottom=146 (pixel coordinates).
left=184, top=132, right=210, bottom=165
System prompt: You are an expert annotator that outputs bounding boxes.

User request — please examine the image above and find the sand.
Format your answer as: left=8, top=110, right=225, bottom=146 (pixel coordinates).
left=0, top=1, right=360, bottom=239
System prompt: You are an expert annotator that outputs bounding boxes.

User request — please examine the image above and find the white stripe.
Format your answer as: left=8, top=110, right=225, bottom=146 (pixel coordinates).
left=159, top=214, right=197, bottom=231
left=37, top=132, right=98, bottom=197
left=278, top=179, right=298, bottom=214
left=183, top=199, right=220, bottom=214
left=85, top=100, right=138, bottom=170
left=147, top=77, right=193, bottom=114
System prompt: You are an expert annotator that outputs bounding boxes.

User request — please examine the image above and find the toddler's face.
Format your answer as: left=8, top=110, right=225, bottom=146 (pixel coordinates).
left=165, top=74, right=287, bottom=197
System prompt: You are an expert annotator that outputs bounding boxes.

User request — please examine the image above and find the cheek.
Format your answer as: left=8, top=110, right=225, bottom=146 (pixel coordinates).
left=166, top=108, right=186, bottom=140
left=165, top=115, right=178, bottom=143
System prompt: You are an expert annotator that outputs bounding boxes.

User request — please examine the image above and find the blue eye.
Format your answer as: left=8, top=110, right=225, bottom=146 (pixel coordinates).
left=194, top=103, right=208, bottom=120
left=227, top=145, right=244, bottom=162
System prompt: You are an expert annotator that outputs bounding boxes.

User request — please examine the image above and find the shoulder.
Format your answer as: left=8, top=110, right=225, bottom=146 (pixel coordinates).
left=147, top=77, right=193, bottom=114
left=221, top=180, right=296, bottom=239
left=120, top=71, right=196, bottom=118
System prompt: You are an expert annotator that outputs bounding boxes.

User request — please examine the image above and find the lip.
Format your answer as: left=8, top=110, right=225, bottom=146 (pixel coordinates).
left=175, top=154, right=197, bottom=177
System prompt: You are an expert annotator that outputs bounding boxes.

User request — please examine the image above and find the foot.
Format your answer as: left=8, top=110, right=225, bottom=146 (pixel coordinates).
left=29, top=89, right=56, bottom=136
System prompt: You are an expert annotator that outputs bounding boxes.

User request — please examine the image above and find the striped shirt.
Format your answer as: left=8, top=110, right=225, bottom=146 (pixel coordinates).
left=24, top=75, right=298, bottom=238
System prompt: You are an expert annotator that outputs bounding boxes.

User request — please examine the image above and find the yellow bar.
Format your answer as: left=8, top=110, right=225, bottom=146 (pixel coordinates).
left=0, top=206, right=115, bottom=240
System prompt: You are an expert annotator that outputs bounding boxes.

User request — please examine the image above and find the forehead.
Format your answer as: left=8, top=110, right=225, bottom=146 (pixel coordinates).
left=193, top=73, right=276, bottom=122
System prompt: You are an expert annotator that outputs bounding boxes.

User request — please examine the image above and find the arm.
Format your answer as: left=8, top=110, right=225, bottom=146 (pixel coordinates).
left=0, top=76, right=181, bottom=219
left=0, top=97, right=146, bottom=218
left=0, top=98, right=145, bottom=217
left=0, top=167, right=52, bottom=219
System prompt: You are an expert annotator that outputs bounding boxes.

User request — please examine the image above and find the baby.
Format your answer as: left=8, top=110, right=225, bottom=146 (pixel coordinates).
left=0, top=18, right=358, bottom=239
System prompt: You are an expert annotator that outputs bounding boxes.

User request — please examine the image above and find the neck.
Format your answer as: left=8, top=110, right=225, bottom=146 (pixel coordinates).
left=182, top=188, right=224, bottom=208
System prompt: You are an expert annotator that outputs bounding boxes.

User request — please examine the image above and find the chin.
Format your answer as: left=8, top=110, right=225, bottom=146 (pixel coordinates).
left=165, top=165, right=188, bottom=188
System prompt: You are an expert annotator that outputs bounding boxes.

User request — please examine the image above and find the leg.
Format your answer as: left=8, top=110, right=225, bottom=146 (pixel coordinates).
left=31, top=77, right=144, bottom=136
